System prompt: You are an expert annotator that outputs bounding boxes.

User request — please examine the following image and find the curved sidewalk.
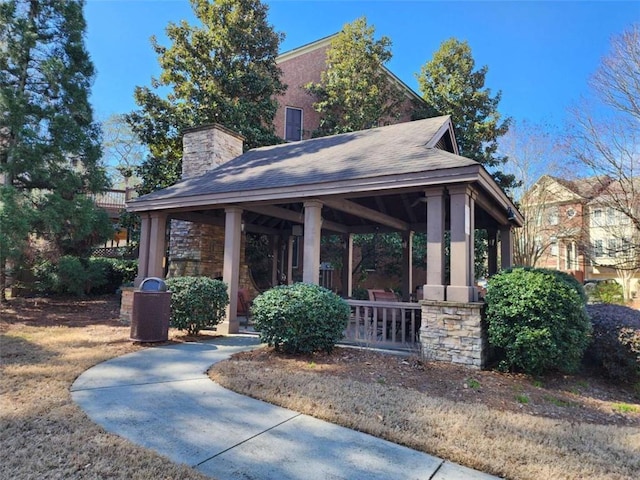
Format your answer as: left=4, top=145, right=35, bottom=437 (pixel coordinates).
left=71, top=335, right=500, bottom=480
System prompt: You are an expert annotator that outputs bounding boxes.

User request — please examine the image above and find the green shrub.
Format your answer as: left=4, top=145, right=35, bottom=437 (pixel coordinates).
left=485, top=267, right=591, bottom=375
left=32, top=256, right=136, bottom=296
left=165, top=276, right=228, bottom=335
left=586, top=304, right=640, bottom=383
left=251, top=283, right=351, bottom=354
left=593, top=281, right=624, bottom=304
left=33, top=256, right=94, bottom=296
left=87, top=258, right=138, bottom=294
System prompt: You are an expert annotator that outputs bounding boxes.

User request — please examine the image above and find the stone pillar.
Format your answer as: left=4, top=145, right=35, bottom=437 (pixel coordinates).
left=500, top=226, right=514, bottom=270
left=303, top=201, right=323, bottom=284
left=447, top=185, right=477, bottom=302
left=420, top=300, right=486, bottom=369
left=401, top=231, right=413, bottom=301
left=219, top=207, right=242, bottom=335
left=182, top=124, right=244, bottom=179
left=341, top=233, right=353, bottom=298
left=147, top=213, right=167, bottom=278
left=487, top=229, right=498, bottom=276
left=424, top=188, right=446, bottom=301
left=134, top=213, right=151, bottom=287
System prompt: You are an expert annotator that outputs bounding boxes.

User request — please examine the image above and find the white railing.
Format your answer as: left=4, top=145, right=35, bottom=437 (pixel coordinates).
left=345, top=300, right=421, bottom=348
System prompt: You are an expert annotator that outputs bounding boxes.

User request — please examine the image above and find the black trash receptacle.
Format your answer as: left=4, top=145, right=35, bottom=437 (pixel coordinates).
left=130, top=277, right=171, bottom=342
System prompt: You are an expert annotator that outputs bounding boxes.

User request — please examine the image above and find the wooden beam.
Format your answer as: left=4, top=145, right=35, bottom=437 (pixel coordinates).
left=244, top=205, right=349, bottom=234
left=322, top=198, right=410, bottom=231
left=169, top=212, right=224, bottom=226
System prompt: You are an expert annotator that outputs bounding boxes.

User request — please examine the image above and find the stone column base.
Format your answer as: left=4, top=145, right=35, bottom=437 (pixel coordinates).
left=419, top=300, right=486, bottom=369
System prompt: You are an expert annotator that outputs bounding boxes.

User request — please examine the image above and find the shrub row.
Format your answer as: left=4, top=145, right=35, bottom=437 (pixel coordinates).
left=586, top=304, right=640, bottom=383
left=33, top=256, right=137, bottom=296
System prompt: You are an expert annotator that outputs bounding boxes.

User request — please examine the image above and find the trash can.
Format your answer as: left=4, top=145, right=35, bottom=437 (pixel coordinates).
left=130, top=277, right=171, bottom=342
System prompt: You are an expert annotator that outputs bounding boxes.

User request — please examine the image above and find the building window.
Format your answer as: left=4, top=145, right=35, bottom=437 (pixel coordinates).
left=285, top=107, right=303, bottom=142
left=607, top=238, right=618, bottom=257
left=550, top=236, right=558, bottom=256
left=591, top=208, right=602, bottom=227
left=594, top=240, right=603, bottom=257
left=566, top=207, right=576, bottom=219
left=606, top=208, right=616, bottom=226
left=547, top=207, right=559, bottom=225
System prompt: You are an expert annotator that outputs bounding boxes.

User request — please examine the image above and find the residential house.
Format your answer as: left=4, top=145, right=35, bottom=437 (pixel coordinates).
left=522, top=175, right=639, bottom=299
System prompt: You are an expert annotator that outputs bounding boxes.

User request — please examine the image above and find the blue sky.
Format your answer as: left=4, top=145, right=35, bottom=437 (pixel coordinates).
left=85, top=0, right=639, bottom=127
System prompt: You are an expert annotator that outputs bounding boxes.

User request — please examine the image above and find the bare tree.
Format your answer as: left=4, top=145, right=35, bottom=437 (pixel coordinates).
left=498, top=121, right=566, bottom=266
left=566, top=24, right=640, bottom=300
left=101, top=114, right=146, bottom=189
left=567, top=24, right=639, bottom=232
left=566, top=24, right=640, bottom=299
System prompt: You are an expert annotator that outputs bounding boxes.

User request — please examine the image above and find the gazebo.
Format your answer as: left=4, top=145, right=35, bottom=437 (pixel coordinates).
left=127, top=116, right=523, bottom=368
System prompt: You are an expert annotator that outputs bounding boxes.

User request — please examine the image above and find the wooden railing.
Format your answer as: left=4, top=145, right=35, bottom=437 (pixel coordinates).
left=345, top=300, right=421, bottom=349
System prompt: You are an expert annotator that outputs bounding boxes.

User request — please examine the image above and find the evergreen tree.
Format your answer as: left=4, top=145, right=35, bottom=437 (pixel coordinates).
left=128, top=0, right=285, bottom=195
left=417, top=38, right=516, bottom=192
left=305, top=17, right=408, bottom=137
left=0, top=0, right=111, bottom=300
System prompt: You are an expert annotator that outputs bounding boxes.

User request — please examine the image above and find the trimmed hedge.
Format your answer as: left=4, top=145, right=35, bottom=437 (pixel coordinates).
left=251, top=283, right=351, bottom=354
left=165, top=276, right=228, bottom=335
left=485, top=267, right=591, bottom=375
left=586, top=304, right=640, bottom=383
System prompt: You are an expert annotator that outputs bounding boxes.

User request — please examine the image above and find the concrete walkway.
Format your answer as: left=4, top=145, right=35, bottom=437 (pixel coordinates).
left=71, top=336, right=501, bottom=480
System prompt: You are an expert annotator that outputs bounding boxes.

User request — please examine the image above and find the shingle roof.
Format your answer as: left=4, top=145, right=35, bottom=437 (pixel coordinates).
left=130, top=116, right=476, bottom=205
left=548, top=175, right=613, bottom=199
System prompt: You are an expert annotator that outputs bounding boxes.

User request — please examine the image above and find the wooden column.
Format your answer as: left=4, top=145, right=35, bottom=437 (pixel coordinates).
left=303, top=201, right=323, bottom=284
left=424, top=187, right=446, bottom=301
left=341, top=233, right=353, bottom=298
left=134, top=213, right=151, bottom=287
left=401, top=231, right=414, bottom=301
left=500, top=225, right=514, bottom=270
left=287, top=235, right=294, bottom=285
left=147, top=213, right=167, bottom=279
left=219, top=207, right=242, bottom=335
left=487, top=228, right=498, bottom=276
left=270, top=235, right=279, bottom=287
left=447, top=185, right=477, bottom=302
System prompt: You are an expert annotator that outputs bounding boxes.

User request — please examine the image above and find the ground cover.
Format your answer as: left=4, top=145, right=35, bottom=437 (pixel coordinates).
left=0, top=296, right=211, bottom=480
left=2, top=295, right=639, bottom=480
left=209, top=346, right=640, bottom=480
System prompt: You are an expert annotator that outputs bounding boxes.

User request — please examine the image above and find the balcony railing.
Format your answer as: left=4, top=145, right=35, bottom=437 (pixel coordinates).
left=345, top=300, right=421, bottom=349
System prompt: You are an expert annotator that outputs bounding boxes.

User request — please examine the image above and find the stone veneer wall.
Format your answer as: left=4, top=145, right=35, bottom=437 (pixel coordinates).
left=419, top=300, right=486, bottom=369
left=168, top=220, right=259, bottom=300
left=182, top=124, right=243, bottom=179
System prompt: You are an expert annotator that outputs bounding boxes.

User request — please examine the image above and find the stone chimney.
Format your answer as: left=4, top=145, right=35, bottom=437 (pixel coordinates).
left=181, top=124, right=244, bottom=180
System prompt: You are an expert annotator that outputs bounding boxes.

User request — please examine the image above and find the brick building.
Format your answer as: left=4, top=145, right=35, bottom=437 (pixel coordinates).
left=522, top=175, right=639, bottom=300
left=273, top=35, right=425, bottom=142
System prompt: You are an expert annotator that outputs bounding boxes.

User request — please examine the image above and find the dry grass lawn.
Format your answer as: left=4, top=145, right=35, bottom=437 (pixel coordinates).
left=3, top=295, right=640, bottom=480
left=1, top=296, right=211, bottom=480
left=209, top=348, right=640, bottom=480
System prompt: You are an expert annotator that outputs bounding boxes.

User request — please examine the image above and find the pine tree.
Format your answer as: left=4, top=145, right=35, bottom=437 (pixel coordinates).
left=128, top=0, right=285, bottom=195
left=305, top=17, right=408, bottom=137
left=0, top=0, right=111, bottom=300
left=417, top=38, right=516, bottom=192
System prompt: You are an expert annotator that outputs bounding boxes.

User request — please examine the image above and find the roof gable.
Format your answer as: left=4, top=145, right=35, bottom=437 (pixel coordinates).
left=277, top=33, right=423, bottom=103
